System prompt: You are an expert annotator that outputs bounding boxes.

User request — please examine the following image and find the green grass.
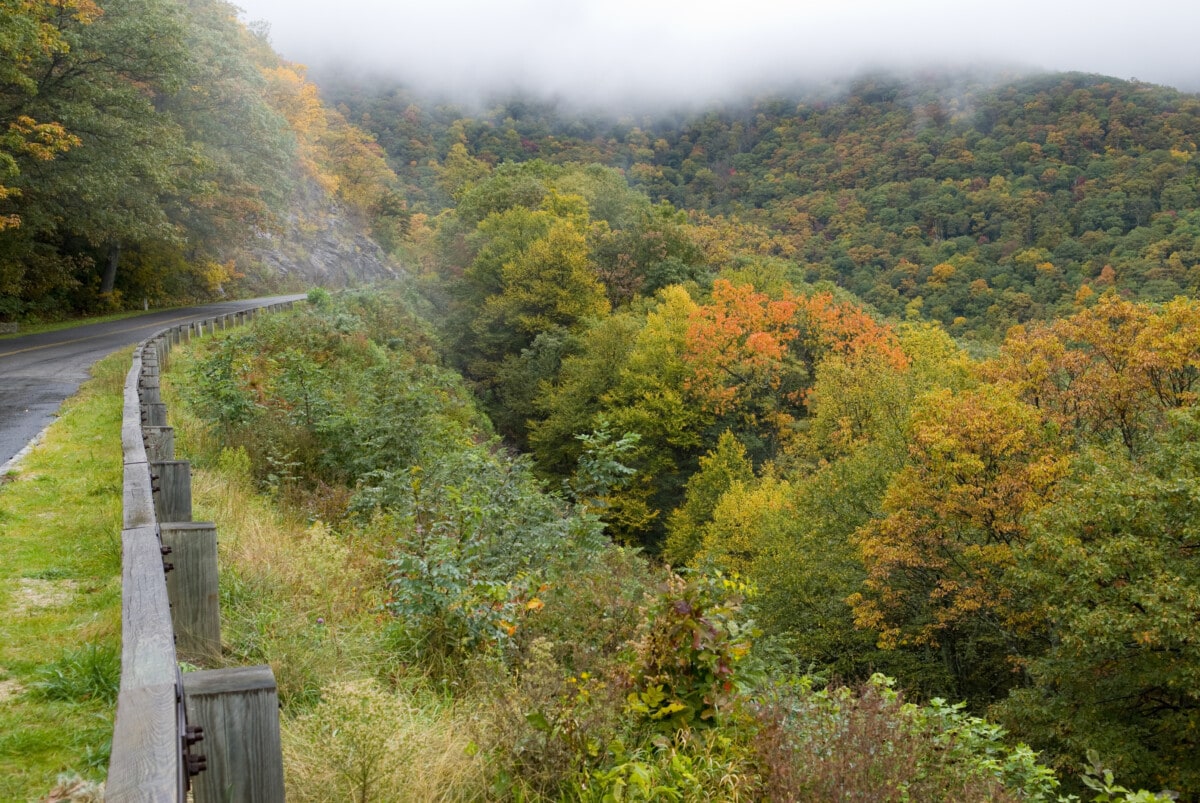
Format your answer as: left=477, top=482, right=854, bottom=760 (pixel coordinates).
left=0, top=309, right=166, bottom=340
left=0, top=350, right=127, bottom=800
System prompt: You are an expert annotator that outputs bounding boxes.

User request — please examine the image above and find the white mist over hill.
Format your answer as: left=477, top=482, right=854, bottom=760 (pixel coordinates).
left=235, top=0, right=1200, bottom=103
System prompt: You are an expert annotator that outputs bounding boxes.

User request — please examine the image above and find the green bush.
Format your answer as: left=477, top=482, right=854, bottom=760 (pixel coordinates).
left=625, top=569, right=758, bottom=732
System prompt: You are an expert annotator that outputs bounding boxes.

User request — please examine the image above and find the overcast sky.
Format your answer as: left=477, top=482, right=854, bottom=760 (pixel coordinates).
left=234, top=0, right=1200, bottom=105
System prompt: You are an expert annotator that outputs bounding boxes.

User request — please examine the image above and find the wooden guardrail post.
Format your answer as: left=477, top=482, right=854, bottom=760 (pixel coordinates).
left=152, top=460, right=192, bottom=523
left=143, top=402, right=168, bottom=427
left=161, top=522, right=220, bottom=659
left=183, top=666, right=285, bottom=803
left=140, top=379, right=162, bottom=406
left=143, top=426, right=175, bottom=462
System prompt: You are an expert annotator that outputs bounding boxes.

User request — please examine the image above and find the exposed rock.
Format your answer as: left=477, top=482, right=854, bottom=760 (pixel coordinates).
left=248, top=175, right=399, bottom=287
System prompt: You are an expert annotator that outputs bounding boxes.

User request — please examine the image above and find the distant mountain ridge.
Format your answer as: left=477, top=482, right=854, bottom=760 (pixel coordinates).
left=324, top=70, right=1200, bottom=338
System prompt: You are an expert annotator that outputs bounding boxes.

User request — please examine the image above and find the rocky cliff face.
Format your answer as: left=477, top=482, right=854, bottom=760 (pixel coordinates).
left=249, top=175, right=399, bottom=287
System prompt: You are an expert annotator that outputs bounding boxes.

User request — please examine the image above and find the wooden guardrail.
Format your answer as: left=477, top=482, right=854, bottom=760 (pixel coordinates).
left=106, top=301, right=297, bottom=802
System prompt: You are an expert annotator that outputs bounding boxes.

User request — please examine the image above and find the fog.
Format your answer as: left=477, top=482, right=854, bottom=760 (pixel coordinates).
left=235, top=0, right=1200, bottom=105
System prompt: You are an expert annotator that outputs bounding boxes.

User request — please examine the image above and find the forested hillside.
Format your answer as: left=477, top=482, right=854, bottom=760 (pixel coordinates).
left=297, top=70, right=1200, bottom=795
left=326, top=71, right=1200, bottom=339
left=0, top=0, right=403, bottom=322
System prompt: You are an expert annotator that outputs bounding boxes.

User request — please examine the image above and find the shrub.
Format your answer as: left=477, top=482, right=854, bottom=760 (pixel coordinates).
left=306, top=286, right=332, bottom=309
left=752, top=675, right=1058, bottom=802
left=625, top=569, right=758, bottom=732
left=282, top=679, right=485, bottom=802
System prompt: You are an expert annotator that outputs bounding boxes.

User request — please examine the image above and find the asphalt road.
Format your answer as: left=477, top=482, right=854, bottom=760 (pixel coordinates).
left=0, top=295, right=306, bottom=469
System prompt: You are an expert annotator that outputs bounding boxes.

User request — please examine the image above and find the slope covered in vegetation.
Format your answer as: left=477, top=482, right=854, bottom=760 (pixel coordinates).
left=326, top=71, right=1200, bottom=339
left=0, top=0, right=403, bottom=322
left=172, top=291, right=1097, bottom=801
left=167, top=69, right=1200, bottom=790
left=384, top=155, right=1197, bottom=793
left=301, top=70, right=1200, bottom=794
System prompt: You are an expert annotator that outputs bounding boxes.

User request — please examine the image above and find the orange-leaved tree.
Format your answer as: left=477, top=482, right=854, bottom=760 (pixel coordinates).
left=683, top=279, right=907, bottom=455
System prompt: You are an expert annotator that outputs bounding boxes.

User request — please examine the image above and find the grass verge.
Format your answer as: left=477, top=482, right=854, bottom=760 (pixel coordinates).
left=0, top=310, right=163, bottom=341
left=0, top=350, right=127, bottom=800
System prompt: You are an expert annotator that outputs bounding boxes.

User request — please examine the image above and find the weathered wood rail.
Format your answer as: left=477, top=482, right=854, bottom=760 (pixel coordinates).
left=106, top=302, right=296, bottom=802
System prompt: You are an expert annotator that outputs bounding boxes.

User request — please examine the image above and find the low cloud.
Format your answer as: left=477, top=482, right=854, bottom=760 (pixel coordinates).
left=236, top=0, right=1200, bottom=104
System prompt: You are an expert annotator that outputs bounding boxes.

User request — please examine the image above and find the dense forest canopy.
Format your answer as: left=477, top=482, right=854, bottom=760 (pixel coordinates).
left=323, top=70, right=1200, bottom=339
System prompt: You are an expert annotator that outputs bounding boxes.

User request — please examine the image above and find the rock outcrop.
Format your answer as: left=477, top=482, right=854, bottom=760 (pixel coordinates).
left=249, top=175, right=399, bottom=287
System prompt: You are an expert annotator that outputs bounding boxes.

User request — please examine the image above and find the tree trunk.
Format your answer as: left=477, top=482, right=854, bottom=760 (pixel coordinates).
left=101, top=241, right=120, bottom=295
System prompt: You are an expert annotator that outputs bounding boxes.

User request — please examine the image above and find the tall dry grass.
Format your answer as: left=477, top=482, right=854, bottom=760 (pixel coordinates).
left=282, top=678, right=489, bottom=802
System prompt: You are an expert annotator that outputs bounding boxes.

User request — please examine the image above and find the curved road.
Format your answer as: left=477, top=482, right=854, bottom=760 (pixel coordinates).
left=0, top=295, right=305, bottom=469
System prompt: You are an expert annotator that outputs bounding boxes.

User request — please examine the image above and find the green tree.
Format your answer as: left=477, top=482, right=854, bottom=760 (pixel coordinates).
left=529, top=311, right=642, bottom=477
left=598, top=285, right=712, bottom=545
left=997, top=409, right=1200, bottom=794
left=662, top=430, right=754, bottom=566
left=1, top=0, right=190, bottom=308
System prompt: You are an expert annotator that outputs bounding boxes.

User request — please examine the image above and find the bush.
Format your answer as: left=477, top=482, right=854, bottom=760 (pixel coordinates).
left=282, top=679, right=485, bottom=802
left=306, top=286, right=332, bottom=309
left=752, top=675, right=1058, bottom=802
left=625, top=569, right=758, bottom=732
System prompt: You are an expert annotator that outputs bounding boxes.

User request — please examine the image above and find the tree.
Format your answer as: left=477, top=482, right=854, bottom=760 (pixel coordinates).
left=1, top=0, right=191, bottom=307
left=0, top=0, right=96, bottom=231
left=683, top=278, right=806, bottom=429
left=998, top=410, right=1200, bottom=793
left=529, top=312, right=642, bottom=478
left=158, top=0, right=294, bottom=264
left=989, top=294, right=1200, bottom=456
left=475, top=216, right=609, bottom=357
left=662, top=430, right=754, bottom=566
left=595, top=285, right=711, bottom=545
left=683, top=279, right=907, bottom=459
left=849, top=386, right=1068, bottom=704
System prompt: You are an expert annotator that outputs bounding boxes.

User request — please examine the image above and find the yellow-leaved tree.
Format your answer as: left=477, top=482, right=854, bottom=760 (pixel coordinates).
left=849, top=386, right=1068, bottom=704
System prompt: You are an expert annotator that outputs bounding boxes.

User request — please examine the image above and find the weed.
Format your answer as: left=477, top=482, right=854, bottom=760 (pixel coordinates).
left=30, top=644, right=120, bottom=705
left=44, top=772, right=105, bottom=802
left=25, top=567, right=72, bottom=581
